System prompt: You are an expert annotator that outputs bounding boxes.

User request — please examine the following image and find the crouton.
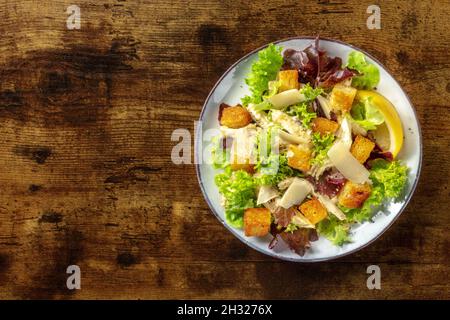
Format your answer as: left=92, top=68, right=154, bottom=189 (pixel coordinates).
left=230, top=162, right=255, bottom=174
left=311, top=117, right=339, bottom=136
left=350, top=135, right=375, bottom=164
left=299, top=198, right=328, bottom=224
left=244, top=208, right=271, bottom=237
left=220, top=105, right=252, bottom=128
left=230, top=147, right=254, bottom=173
left=329, top=84, right=357, bottom=113
left=277, top=70, right=299, bottom=92
left=287, top=145, right=312, bottom=173
left=338, top=181, right=372, bottom=209
left=230, top=131, right=256, bottom=174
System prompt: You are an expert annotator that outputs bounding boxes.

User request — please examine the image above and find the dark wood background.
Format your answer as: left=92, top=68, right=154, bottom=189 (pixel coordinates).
left=0, top=0, right=448, bottom=299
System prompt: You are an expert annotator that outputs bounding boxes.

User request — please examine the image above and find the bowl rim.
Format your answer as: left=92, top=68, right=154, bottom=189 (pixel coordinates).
left=195, top=36, right=423, bottom=262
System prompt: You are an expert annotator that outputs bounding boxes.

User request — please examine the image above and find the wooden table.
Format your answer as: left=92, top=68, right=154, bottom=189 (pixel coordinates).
left=0, top=0, right=448, bottom=299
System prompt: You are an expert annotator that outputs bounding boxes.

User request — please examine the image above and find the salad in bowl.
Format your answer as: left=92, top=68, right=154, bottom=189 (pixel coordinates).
left=208, top=37, right=411, bottom=257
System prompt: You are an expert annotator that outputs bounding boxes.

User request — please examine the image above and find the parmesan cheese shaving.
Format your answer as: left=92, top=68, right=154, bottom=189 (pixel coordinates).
left=257, top=185, right=279, bottom=205
left=327, top=141, right=370, bottom=183
left=279, top=178, right=312, bottom=209
left=267, top=89, right=305, bottom=109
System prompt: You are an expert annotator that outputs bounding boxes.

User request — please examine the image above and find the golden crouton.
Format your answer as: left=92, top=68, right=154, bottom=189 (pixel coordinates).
left=230, top=162, right=255, bottom=174
left=299, top=198, right=328, bottom=224
left=338, top=181, right=372, bottom=209
left=329, top=84, right=357, bottom=113
left=230, top=143, right=255, bottom=173
left=350, top=135, right=375, bottom=164
left=287, top=145, right=312, bottom=173
left=244, top=208, right=271, bottom=237
left=277, top=70, right=299, bottom=92
left=312, top=117, right=339, bottom=136
left=220, top=105, right=252, bottom=128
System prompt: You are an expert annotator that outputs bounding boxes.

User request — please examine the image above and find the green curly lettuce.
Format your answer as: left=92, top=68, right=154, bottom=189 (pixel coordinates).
left=242, top=44, right=284, bottom=105
left=255, top=126, right=275, bottom=162
left=253, top=127, right=299, bottom=186
left=311, top=132, right=335, bottom=166
left=211, top=136, right=230, bottom=169
left=300, top=83, right=324, bottom=101
left=346, top=51, right=380, bottom=90
left=317, top=215, right=351, bottom=246
left=215, top=168, right=256, bottom=228
left=256, top=153, right=302, bottom=186
left=285, top=84, right=323, bottom=127
left=341, top=159, right=408, bottom=223
left=286, top=102, right=316, bottom=127
left=370, top=159, right=408, bottom=197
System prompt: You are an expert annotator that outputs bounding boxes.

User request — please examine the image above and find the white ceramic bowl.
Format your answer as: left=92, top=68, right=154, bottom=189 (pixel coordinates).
left=195, top=37, right=422, bottom=262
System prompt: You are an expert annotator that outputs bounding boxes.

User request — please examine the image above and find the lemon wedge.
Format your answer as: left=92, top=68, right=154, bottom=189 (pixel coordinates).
left=356, top=90, right=404, bottom=158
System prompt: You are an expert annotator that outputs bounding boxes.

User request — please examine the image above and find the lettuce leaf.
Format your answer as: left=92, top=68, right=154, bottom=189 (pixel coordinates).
left=265, top=80, right=281, bottom=99
left=256, top=153, right=301, bottom=186
left=253, top=127, right=300, bottom=186
left=255, top=126, right=275, bottom=162
left=286, top=102, right=316, bottom=127
left=346, top=51, right=380, bottom=90
left=285, top=84, right=322, bottom=127
left=252, top=100, right=274, bottom=112
left=300, top=83, right=324, bottom=101
left=242, top=44, right=284, bottom=105
left=311, top=132, right=335, bottom=166
left=350, top=96, right=384, bottom=130
left=369, top=158, right=408, bottom=198
left=211, top=136, right=230, bottom=169
left=317, top=215, right=351, bottom=246
left=341, top=159, right=408, bottom=222
left=215, top=168, right=256, bottom=228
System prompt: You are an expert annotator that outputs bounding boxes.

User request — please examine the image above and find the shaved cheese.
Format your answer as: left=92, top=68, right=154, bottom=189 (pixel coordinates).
left=268, top=89, right=305, bottom=109
left=278, top=130, right=305, bottom=145
left=257, top=185, right=279, bottom=205
left=279, top=178, right=312, bottom=209
left=338, top=117, right=353, bottom=149
left=327, top=141, right=370, bottom=184
left=315, top=193, right=346, bottom=221
left=317, top=95, right=332, bottom=119
left=292, top=213, right=315, bottom=229
left=309, top=160, right=333, bottom=179
left=263, top=198, right=279, bottom=212
left=277, top=177, right=295, bottom=190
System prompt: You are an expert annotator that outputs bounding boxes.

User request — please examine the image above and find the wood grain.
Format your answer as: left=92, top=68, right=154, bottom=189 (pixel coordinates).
left=0, top=0, right=449, bottom=299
